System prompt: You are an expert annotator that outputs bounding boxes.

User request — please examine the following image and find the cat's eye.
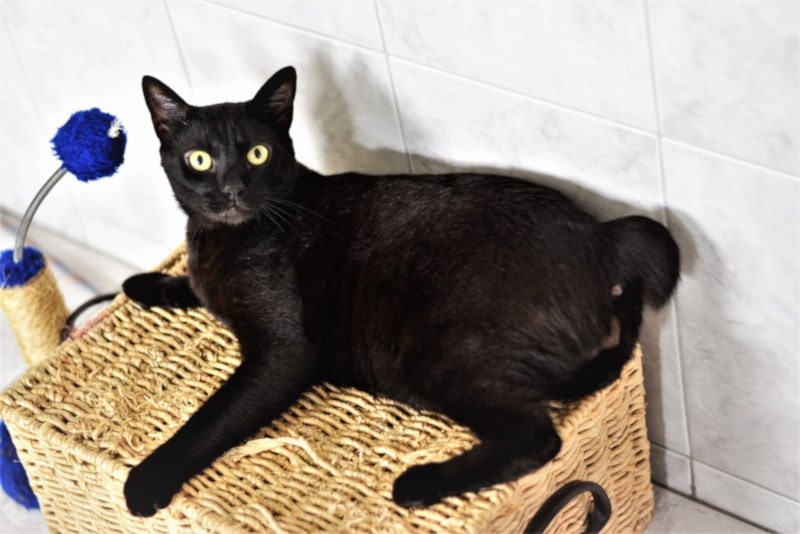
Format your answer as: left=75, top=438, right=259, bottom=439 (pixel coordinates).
left=246, top=144, right=270, bottom=166
left=185, top=150, right=214, bottom=172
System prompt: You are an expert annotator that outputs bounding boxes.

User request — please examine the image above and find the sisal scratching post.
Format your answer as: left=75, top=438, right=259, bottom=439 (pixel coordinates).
left=0, top=108, right=127, bottom=509
left=0, top=248, right=68, bottom=367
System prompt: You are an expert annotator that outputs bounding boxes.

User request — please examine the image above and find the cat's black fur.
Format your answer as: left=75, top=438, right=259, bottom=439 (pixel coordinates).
left=123, top=66, right=679, bottom=517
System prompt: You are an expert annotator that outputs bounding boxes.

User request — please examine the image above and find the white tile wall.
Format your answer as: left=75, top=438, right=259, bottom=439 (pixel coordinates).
left=389, top=59, right=665, bottom=216
left=377, top=0, right=657, bottom=129
left=649, top=0, right=800, bottom=175
left=663, top=140, right=800, bottom=500
left=0, top=13, right=87, bottom=246
left=205, top=0, right=384, bottom=50
left=0, top=0, right=797, bottom=530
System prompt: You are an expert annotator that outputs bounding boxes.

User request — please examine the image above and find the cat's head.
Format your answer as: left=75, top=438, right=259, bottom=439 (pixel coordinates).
left=142, top=67, right=298, bottom=227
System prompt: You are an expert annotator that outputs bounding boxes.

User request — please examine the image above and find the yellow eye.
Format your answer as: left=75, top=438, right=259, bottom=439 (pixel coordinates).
left=185, top=150, right=213, bottom=172
left=247, top=144, right=269, bottom=166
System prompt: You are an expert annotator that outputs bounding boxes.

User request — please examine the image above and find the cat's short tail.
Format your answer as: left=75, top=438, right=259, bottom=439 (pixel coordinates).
left=602, top=215, right=680, bottom=309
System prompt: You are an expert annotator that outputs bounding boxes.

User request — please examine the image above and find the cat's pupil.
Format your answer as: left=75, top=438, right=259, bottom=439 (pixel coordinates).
left=253, top=148, right=262, bottom=158
left=196, top=154, right=205, bottom=165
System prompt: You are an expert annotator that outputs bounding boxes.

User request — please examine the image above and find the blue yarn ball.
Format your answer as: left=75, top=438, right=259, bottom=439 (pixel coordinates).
left=0, top=247, right=45, bottom=289
left=51, top=108, right=126, bottom=182
left=0, top=420, right=39, bottom=509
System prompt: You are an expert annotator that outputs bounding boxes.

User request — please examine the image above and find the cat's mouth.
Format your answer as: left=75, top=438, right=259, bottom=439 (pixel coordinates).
left=210, top=207, right=254, bottom=226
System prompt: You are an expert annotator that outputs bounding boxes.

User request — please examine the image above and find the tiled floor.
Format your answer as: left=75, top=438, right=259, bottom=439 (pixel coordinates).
left=0, top=212, right=765, bottom=533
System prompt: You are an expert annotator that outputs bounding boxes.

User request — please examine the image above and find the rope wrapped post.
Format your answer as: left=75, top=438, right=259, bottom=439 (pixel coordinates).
left=0, top=108, right=126, bottom=508
left=0, top=247, right=67, bottom=367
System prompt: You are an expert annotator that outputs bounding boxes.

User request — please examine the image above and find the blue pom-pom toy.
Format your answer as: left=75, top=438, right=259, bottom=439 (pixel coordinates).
left=0, top=108, right=126, bottom=511
left=5, top=108, right=126, bottom=265
left=0, top=247, right=45, bottom=289
left=51, top=108, right=126, bottom=182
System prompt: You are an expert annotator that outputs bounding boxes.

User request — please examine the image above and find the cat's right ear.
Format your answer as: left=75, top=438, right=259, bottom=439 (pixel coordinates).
left=142, top=76, right=190, bottom=142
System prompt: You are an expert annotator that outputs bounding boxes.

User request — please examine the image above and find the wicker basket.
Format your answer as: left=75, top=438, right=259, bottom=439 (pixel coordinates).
left=0, top=246, right=653, bottom=533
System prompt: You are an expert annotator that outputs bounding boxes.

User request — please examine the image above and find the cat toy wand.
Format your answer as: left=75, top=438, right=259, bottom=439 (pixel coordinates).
left=0, top=108, right=126, bottom=509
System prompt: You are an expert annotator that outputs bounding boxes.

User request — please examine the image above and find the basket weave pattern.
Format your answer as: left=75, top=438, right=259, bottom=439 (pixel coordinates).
left=0, top=246, right=653, bottom=533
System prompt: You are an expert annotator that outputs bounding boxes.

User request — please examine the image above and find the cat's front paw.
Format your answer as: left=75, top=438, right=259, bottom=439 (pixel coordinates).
left=124, top=460, right=181, bottom=517
left=392, top=464, right=446, bottom=508
left=123, top=273, right=172, bottom=309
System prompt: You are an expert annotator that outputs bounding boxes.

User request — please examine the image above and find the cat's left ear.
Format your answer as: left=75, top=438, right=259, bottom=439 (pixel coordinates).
left=251, top=66, right=296, bottom=130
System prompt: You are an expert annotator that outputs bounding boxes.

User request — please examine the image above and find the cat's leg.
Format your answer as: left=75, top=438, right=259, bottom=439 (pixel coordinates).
left=124, top=336, right=316, bottom=517
left=547, top=344, right=633, bottom=400
left=548, top=280, right=644, bottom=400
left=392, top=402, right=560, bottom=507
left=123, top=273, right=201, bottom=308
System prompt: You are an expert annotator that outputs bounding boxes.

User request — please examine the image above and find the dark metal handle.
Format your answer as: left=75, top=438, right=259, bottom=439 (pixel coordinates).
left=524, top=480, right=612, bottom=534
left=61, top=292, right=119, bottom=341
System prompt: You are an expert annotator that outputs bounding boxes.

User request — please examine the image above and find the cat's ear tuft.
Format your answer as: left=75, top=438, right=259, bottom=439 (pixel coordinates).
left=252, top=66, right=297, bottom=130
left=142, top=76, right=190, bottom=142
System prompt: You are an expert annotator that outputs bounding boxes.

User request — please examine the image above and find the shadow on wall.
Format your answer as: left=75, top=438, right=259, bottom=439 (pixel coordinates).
left=301, top=53, right=708, bottom=473
left=302, top=51, right=409, bottom=175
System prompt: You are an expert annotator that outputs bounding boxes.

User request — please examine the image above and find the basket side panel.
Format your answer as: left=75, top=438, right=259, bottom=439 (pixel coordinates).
left=4, top=411, right=186, bottom=534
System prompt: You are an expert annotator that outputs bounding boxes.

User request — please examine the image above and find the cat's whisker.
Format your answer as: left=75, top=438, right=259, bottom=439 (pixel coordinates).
left=275, top=200, right=329, bottom=239
left=257, top=206, right=288, bottom=234
left=267, top=200, right=325, bottom=241
left=265, top=199, right=305, bottom=224
left=260, top=203, right=303, bottom=238
left=264, top=202, right=304, bottom=238
left=268, top=196, right=327, bottom=223
left=265, top=205, right=298, bottom=229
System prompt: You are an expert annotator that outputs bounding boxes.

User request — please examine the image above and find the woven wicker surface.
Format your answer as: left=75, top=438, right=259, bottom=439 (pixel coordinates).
left=0, top=245, right=653, bottom=533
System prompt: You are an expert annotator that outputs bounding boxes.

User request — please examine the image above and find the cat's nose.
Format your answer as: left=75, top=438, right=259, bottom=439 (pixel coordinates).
left=222, top=182, right=244, bottom=202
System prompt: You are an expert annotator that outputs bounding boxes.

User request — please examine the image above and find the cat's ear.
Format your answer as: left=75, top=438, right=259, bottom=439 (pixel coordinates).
left=251, top=66, right=296, bottom=130
left=142, top=76, right=190, bottom=142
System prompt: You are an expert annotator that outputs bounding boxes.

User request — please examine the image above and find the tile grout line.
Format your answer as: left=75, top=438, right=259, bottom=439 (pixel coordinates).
left=651, top=482, right=776, bottom=534
left=651, top=442, right=800, bottom=504
left=200, top=0, right=384, bottom=54
left=658, top=137, right=800, bottom=182
left=163, top=0, right=194, bottom=93
left=371, top=0, right=415, bottom=174
left=653, top=481, right=777, bottom=534
left=383, top=55, right=800, bottom=180
left=693, top=459, right=800, bottom=506
left=642, top=0, right=697, bottom=499
left=386, top=55, right=661, bottom=137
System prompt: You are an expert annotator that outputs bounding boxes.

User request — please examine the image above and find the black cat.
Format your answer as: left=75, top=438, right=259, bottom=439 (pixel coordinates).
left=122, top=66, right=679, bottom=517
